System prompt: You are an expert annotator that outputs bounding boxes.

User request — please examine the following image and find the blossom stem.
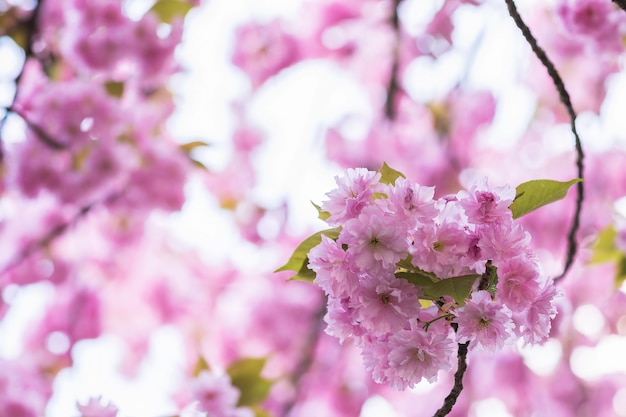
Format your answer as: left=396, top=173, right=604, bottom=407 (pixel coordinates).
left=433, top=342, right=469, bottom=417
left=422, top=313, right=455, bottom=331
left=504, top=0, right=584, bottom=282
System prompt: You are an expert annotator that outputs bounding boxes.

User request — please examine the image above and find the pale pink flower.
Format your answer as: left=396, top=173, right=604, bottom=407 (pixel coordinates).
left=556, top=0, right=624, bottom=50
left=519, top=284, right=559, bottom=344
left=457, top=178, right=515, bottom=224
left=232, top=19, right=300, bottom=88
left=387, top=321, right=455, bottom=388
left=410, top=220, right=471, bottom=278
left=322, top=168, right=382, bottom=226
left=385, top=177, right=437, bottom=226
left=324, top=296, right=363, bottom=343
left=355, top=273, right=421, bottom=335
left=455, top=291, right=515, bottom=351
left=497, top=256, right=542, bottom=312
left=191, top=371, right=240, bottom=417
left=309, top=235, right=359, bottom=298
left=341, top=204, right=408, bottom=273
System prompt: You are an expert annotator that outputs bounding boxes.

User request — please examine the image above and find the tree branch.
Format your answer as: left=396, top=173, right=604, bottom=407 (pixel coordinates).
left=281, top=297, right=327, bottom=417
left=0, top=1, right=45, bottom=159
left=384, top=0, right=404, bottom=120
left=613, top=0, right=626, bottom=12
left=504, top=0, right=584, bottom=282
left=433, top=342, right=469, bottom=417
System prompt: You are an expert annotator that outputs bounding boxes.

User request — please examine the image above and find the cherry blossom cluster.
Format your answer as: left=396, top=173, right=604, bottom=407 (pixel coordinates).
left=308, top=167, right=558, bottom=390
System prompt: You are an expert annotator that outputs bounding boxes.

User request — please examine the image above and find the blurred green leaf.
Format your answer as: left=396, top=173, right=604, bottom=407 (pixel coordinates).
left=275, top=227, right=341, bottom=282
left=377, top=161, right=405, bottom=185
left=104, top=81, right=125, bottom=98
left=192, top=355, right=210, bottom=377
left=251, top=406, right=274, bottom=417
left=150, top=0, right=194, bottom=23
left=590, top=225, right=621, bottom=264
left=227, top=358, right=272, bottom=407
left=616, top=255, right=626, bottom=289
left=509, top=178, right=582, bottom=219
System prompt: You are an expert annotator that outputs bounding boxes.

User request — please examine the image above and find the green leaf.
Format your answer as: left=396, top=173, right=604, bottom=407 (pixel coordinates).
left=311, top=201, right=331, bottom=221
left=590, top=225, right=621, bottom=264
left=150, top=0, right=194, bottom=23
left=227, top=358, right=272, bottom=407
left=251, top=406, right=274, bottom=417
left=179, top=140, right=211, bottom=154
left=275, top=228, right=341, bottom=281
left=423, top=274, right=480, bottom=306
left=104, top=81, right=124, bottom=98
left=192, top=355, right=210, bottom=377
left=395, top=271, right=438, bottom=287
left=616, top=255, right=626, bottom=289
left=509, top=178, right=582, bottom=219
left=377, top=161, right=406, bottom=185
left=396, top=270, right=479, bottom=306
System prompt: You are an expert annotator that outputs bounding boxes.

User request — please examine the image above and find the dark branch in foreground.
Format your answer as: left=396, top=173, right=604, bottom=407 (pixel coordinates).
left=433, top=342, right=469, bottom=417
left=613, top=0, right=626, bottom=12
left=504, top=0, right=585, bottom=282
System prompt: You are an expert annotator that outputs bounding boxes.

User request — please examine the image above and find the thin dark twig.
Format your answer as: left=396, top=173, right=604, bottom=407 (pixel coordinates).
left=613, top=0, right=626, bottom=12
left=433, top=342, right=470, bottom=417
left=384, top=0, right=404, bottom=120
left=504, top=0, right=584, bottom=282
left=9, top=106, right=68, bottom=150
left=0, top=191, right=122, bottom=278
left=0, top=1, right=45, bottom=158
left=281, top=297, right=327, bottom=417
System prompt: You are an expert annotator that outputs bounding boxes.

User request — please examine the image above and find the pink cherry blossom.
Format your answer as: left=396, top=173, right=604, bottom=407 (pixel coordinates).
left=321, top=168, right=382, bottom=226
left=387, top=320, right=455, bottom=388
left=455, top=290, right=515, bottom=351
left=354, top=273, right=422, bottom=335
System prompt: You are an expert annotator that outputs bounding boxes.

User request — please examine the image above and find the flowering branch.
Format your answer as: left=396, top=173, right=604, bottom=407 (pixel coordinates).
left=433, top=341, right=469, bottom=417
left=504, top=0, right=584, bottom=282
left=384, top=0, right=403, bottom=120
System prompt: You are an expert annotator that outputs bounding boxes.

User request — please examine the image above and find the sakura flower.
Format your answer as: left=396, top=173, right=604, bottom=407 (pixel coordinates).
left=457, top=177, right=515, bottom=224
left=556, top=0, right=624, bottom=51
left=324, top=296, right=363, bottom=343
left=386, top=321, right=455, bottom=389
left=519, top=283, right=559, bottom=344
left=355, top=273, right=422, bottom=335
left=191, top=371, right=241, bottom=417
left=341, top=204, right=408, bottom=273
left=308, top=235, right=359, bottom=298
left=497, top=256, right=542, bottom=312
left=232, top=19, right=300, bottom=88
left=321, top=168, right=382, bottom=225
left=385, top=177, right=438, bottom=226
left=455, top=291, right=515, bottom=352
